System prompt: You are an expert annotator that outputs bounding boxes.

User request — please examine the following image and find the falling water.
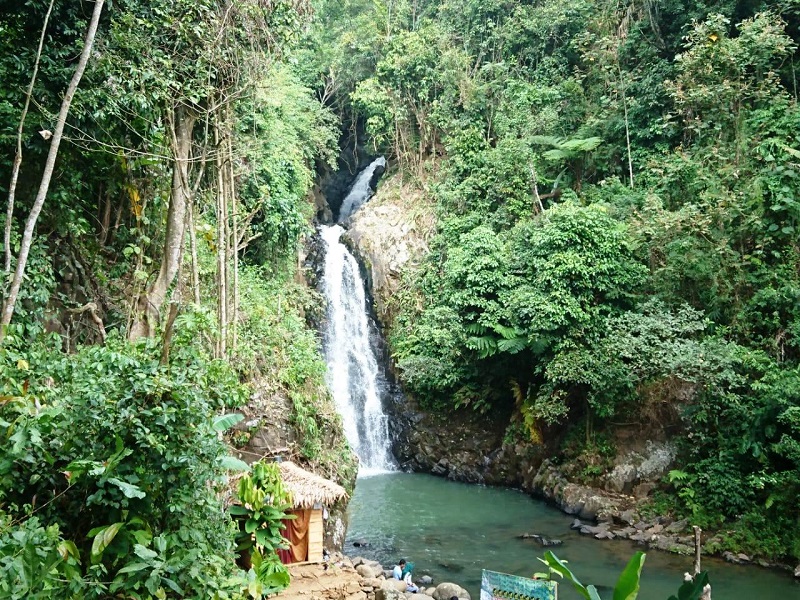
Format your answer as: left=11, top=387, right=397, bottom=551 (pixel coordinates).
left=321, top=159, right=395, bottom=475
left=338, top=157, right=386, bottom=222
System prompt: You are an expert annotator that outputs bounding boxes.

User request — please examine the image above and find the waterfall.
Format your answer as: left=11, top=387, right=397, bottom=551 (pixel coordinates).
left=338, top=157, right=386, bottom=223
left=321, top=225, right=396, bottom=475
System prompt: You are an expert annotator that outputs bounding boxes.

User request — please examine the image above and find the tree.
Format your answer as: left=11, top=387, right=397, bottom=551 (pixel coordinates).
left=1, top=0, right=105, bottom=342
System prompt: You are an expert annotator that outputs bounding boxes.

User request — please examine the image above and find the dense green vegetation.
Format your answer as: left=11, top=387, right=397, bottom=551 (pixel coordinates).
left=306, top=0, right=800, bottom=561
left=2, top=0, right=800, bottom=594
left=0, top=0, right=352, bottom=597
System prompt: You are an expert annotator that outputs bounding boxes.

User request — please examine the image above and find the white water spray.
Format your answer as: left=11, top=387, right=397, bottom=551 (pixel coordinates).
left=321, top=160, right=395, bottom=476
left=338, top=157, right=386, bottom=222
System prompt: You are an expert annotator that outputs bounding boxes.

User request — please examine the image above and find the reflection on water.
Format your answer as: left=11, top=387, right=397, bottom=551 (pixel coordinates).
left=346, top=473, right=799, bottom=600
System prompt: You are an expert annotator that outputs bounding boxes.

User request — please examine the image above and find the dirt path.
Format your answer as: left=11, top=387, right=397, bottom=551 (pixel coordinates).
left=276, top=559, right=367, bottom=600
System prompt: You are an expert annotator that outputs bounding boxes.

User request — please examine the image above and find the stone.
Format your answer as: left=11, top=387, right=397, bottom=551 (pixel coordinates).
left=346, top=582, right=363, bottom=594
left=794, top=564, right=800, bottom=578
left=665, top=519, right=688, bottom=534
left=736, top=553, right=751, bottom=563
left=605, top=464, right=637, bottom=494
left=542, top=538, right=562, bottom=547
left=364, top=578, right=383, bottom=588
left=570, top=519, right=583, bottom=530
left=353, top=539, right=370, bottom=547
left=722, top=551, right=740, bottom=564
left=432, top=459, right=449, bottom=475
left=432, top=582, right=471, bottom=600
left=619, top=510, right=638, bottom=526
left=632, top=482, right=656, bottom=498
left=381, top=579, right=409, bottom=593
left=419, top=576, right=433, bottom=585
left=352, top=557, right=366, bottom=567
left=580, top=523, right=610, bottom=536
left=579, top=495, right=616, bottom=521
left=408, top=595, right=435, bottom=600
left=616, top=527, right=637, bottom=538
left=347, top=590, right=367, bottom=600
left=595, top=531, right=616, bottom=540
left=357, top=565, right=378, bottom=579
left=645, top=524, right=664, bottom=535
left=559, top=484, right=587, bottom=516
left=376, top=588, right=406, bottom=600
left=651, top=536, right=678, bottom=552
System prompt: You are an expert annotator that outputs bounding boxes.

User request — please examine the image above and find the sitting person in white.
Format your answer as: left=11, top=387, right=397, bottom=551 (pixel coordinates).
left=392, top=559, right=419, bottom=593
left=392, top=559, right=405, bottom=581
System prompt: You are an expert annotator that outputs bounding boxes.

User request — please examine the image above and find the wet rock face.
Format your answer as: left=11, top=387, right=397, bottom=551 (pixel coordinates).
left=601, top=441, right=676, bottom=495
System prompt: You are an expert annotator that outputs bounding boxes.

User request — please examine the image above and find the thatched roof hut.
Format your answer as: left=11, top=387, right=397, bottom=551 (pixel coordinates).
left=276, top=461, right=348, bottom=564
left=277, top=461, right=348, bottom=508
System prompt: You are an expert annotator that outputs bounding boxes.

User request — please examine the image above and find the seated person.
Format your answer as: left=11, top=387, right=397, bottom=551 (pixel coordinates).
left=402, top=561, right=419, bottom=593
left=392, top=559, right=406, bottom=580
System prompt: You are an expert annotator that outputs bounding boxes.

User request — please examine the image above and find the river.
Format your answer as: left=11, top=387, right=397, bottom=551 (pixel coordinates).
left=345, top=472, right=798, bottom=600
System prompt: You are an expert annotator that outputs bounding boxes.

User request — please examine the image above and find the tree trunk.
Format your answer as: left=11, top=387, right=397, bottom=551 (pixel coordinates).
left=1, top=0, right=105, bottom=341
left=4, top=0, right=55, bottom=275
left=215, top=114, right=228, bottom=357
left=226, top=108, right=238, bottom=352
left=188, top=201, right=201, bottom=305
left=128, top=104, right=196, bottom=340
left=98, top=187, right=111, bottom=246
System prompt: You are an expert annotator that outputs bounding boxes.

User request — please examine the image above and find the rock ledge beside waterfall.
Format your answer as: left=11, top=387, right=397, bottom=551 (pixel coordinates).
left=343, top=174, right=436, bottom=328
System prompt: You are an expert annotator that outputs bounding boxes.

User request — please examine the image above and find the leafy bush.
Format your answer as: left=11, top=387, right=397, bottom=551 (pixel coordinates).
left=0, top=332, right=248, bottom=598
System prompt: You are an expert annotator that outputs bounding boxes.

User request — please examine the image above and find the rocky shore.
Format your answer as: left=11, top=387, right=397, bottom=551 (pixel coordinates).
left=388, top=399, right=800, bottom=578
left=275, top=554, right=472, bottom=600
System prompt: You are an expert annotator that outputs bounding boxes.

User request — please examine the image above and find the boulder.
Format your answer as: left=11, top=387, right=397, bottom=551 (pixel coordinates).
left=645, top=524, right=664, bottom=536
left=346, top=582, right=363, bottom=595
left=381, top=579, right=409, bottom=593
left=579, top=523, right=610, bottom=536
left=722, top=551, right=741, bottom=564
left=419, top=576, right=433, bottom=585
left=409, top=595, right=435, bottom=600
left=364, top=578, right=384, bottom=589
left=376, top=588, right=406, bottom=600
left=632, top=482, right=656, bottom=498
left=578, top=495, right=616, bottom=521
left=570, top=519, right=583, bottom=530
left=432, top=582, right=471, bottom=600
left=353, top=539, right=370, bottom=547
left=616, top=527, right=637, bottom=538
left=347, top=593, right=367, bottom=600
left=665, top=519, right=688, bottom=534
left=357, top=564, right=379, bottom=579
left=605, top=464, right=637, bottom=494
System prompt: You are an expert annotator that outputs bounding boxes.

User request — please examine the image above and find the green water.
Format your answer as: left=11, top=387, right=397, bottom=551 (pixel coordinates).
left=345, top=472, right=799, bottom=600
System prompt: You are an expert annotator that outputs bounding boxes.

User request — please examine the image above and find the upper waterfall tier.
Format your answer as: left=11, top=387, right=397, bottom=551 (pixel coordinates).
left=337, top=157, right=386, bottom=223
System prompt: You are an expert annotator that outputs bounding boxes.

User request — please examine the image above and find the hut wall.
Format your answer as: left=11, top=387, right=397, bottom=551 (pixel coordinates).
left=308, top=508, right=324, bottom=562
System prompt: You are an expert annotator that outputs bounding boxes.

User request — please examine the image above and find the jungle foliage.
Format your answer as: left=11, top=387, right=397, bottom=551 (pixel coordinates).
left=306, top=0, right=800, bottom=561
left=0, top=0, right=351, bottom=597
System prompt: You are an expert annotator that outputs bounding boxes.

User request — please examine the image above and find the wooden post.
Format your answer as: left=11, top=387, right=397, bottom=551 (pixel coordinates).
left=693, top=525, right=712, bottom=599
left=693, top=526, right=702, bottom=574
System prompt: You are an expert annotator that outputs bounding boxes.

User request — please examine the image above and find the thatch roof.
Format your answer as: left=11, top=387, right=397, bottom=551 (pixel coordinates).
left=278, top=461, right=348, bottom=509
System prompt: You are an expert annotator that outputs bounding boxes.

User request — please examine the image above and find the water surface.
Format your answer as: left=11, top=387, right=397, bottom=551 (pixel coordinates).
left=346, top=472, right=798, bottom=600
